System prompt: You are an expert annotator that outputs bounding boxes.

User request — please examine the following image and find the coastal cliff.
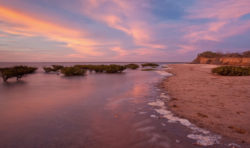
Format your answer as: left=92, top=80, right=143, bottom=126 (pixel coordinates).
left=192, top=51, right=250, bottom=66
left=219, top=57, right=250, bottom=66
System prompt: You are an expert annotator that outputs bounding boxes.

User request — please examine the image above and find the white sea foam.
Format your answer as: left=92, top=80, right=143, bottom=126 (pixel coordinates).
left=161, top=123, right=166, bottom=126
left=148, top=100, right=165, bottom=107
left=146, top=70, right=221, bottom=146
left=148, top=97, right=221, bottom=146
left=139, top=111, right=147, bottom=115
left=187, top=134, right=220, bottom=146
left=150, top=114, right=157, bottom=118
left=148, top=133, right=161, bottom=143
left=160, top=93, right=170, bottom=100
left=133, top=119, right=151, bottom=128
left=155, top=71, right=173, bottom=77
left=136, top=126, right=155, bottom=132
left=147, top=70, right=221, bottom=146
left=228, top=143, right=241, bottom=148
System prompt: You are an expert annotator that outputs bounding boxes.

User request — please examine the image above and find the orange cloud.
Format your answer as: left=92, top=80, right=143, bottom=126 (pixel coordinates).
left=111, top=46, right=128, bottom=57
left=0, top=6, right=101, bottom=56
left=81, top=0, right=166, bottom=50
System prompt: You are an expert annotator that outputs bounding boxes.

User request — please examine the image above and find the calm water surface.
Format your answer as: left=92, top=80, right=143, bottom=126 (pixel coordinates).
left=0, top=63, right=245, bottom=148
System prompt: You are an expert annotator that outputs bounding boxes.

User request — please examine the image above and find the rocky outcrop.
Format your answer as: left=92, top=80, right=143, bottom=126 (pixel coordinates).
left=192, top=57, right=250, bottom=66
left=219, top=57, right=250, bottom=66
left=192, top=57, right=219, bottom=64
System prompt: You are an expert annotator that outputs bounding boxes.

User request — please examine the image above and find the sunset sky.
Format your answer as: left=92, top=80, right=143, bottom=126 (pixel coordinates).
left=0, top=0, right=250, bottom=62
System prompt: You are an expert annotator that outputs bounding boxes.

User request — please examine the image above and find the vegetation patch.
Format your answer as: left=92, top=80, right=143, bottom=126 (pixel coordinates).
left=228, top=126, right=246, bottom=134
left=74, top=64, right=126, bottom=73
left=43, top=65, right=64, bottom=73
left=91, top=65, right=106, bottom=73
left=141, top=63, right=159, bottom=67
left=212, top=66, right=250, bottom=76
left=172, top=104, right=178, bottom=108
left=197, top=112, right=208, bottom=118
left=242, top=51, right=250, bottom=57
left=197, top=51, right=223, bottom=58
left=125, top=64, right=139, bottom=70
left=104, top=64, right=126, bottom=73
left=192, top=50, right=250, bottom=65
left=141, top=68, right=156, bottom=71
left=60, top=66, right=86, bottom=76
left=0, top=66, right=37, bottom=82
left=196, top=50, right=250, bottom=58
left=73, top=65, right=103, bottom=73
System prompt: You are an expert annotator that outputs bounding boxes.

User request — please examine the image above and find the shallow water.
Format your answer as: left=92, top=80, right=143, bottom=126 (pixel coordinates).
left=0, top=63, right=246, bottom=148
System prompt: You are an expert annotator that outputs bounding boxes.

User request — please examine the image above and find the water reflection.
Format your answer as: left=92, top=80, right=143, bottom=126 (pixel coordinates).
left=0, top=66, right=163, bottom=148
left=2, top=80, right=27, bottom=88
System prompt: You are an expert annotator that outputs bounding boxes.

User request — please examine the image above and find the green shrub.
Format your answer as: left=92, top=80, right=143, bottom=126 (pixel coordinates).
left=197, top=50, right=250, bottom=58
left=105, top=64, right=126, bottom=73
left=212, top=66, right=250, bottom=76
left=43, top=65, right=64, bottom=73
left=52, top=65, right=64, bottom=71
left=74, top=65, right=105, bottom=73
left=43, top=67, right=54, bottom=73
left=92, top=65, right=106, bottom=73
left=60, top=66, right=86, bottom=76
left=242, top=51, right=250, bottom=57
left=224, top=53, right=242, bottom=57
left=141, top=68, right=155, bottom=71
left=0, top=66, right=37, bottom=82
left=74, top=65, right=94, bottom=70
left=72, top=64, right=126, bottom=73
left=141, top=63, right=159, bottom=67
left=125, top=64, right=139, bottom=70
left=198, top=51, right=223, bottom=58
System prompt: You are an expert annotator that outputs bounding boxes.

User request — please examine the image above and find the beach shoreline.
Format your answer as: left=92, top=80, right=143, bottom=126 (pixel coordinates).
left=163, top=64, right=250, bottom=143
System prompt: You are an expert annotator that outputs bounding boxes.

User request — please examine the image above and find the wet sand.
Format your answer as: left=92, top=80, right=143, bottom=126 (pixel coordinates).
left=163, top=64, right=250, bottom=143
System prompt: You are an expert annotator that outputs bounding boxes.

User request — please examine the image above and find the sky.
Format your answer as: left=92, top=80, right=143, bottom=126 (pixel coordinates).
left=0, top=0, right=250, bottom=62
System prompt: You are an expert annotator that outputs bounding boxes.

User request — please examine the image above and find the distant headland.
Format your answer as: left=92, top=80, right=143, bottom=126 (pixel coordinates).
left=192, top=51, right=250, bottom=66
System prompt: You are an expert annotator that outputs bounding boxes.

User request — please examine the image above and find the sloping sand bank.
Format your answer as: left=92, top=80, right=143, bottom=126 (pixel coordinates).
left=164, top=64, right=250, bottom=143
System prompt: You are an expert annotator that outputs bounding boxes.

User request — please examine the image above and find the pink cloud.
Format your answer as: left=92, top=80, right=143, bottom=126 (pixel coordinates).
left=80, top=0, right=167, bottom=50
left=187, top=0, right=250, bottom=20
left=179, top=0, right=250, bottom=53
left=1, top=0, right=249, bottom=62
left=178, top=45, right=197, bottom=54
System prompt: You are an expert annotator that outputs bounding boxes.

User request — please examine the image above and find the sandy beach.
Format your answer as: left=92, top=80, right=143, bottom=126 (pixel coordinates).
left=164, top=64, right=250, bottom=143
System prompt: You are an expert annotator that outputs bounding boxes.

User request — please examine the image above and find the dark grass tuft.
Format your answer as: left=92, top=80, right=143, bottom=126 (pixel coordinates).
left=141, top=63, right=159, bottom=67
left=212, top=66, right=250, bottom=76
left=43, top=65, right=64, bottom=73
left=60, top=66, right=86, bottom=76
left=125, top=64, right=139, bottom=70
